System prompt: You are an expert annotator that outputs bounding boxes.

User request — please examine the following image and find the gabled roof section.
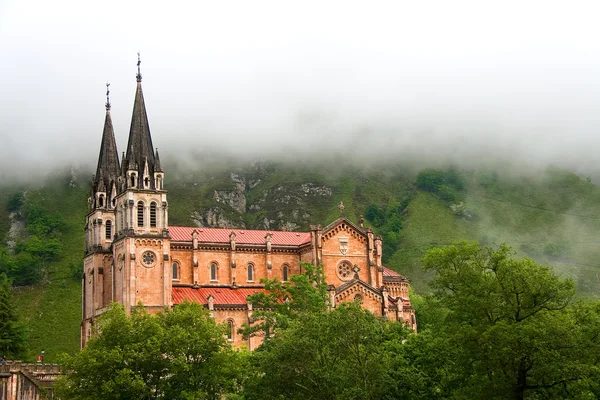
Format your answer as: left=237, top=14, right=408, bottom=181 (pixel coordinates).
left=169, top=226, right=311, bottom=246
left=93, top=108, right=120, bottom=194
left=322, top=216, right=367, bottom=238
left=335, top=278, right=382, bottom=296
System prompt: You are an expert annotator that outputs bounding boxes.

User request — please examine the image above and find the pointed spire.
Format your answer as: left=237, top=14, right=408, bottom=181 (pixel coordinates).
left=124, top=53, right=157, bottom=189
left=155, top=148, right=163, bottom=172
left=94, top=85, right=120, bottom=198
left=127, top=143, right=137, bottom=170
left=97, top=169, right=106, bottom=192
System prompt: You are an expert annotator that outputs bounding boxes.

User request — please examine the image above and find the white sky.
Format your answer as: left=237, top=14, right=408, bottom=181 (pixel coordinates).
left=1, top=0, right=599, bottom=179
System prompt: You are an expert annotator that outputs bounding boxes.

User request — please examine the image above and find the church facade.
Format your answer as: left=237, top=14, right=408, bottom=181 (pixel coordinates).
left=82, top=59, right=416, bottom=349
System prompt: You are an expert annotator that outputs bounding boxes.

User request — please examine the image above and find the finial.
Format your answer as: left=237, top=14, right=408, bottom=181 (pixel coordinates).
left=338, top=201, right=345, bottom=215
left=352, top=264, right=360, bottom=279
left=105, top=82, right=111, bottom=110
left=136, top=52, right=142, bottom=82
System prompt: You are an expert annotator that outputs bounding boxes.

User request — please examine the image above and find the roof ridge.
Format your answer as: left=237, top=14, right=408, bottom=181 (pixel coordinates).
left=322, top=216, right=366, bottom=236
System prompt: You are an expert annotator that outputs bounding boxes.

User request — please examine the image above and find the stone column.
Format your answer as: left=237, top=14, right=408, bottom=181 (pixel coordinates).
left=192, top=230, right=199, bottom=284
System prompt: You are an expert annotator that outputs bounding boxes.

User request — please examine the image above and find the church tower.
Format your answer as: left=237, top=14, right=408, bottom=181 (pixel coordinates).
left=111, top=54, right=171, bottom=317
left=82, top=84, right=121, bottom=346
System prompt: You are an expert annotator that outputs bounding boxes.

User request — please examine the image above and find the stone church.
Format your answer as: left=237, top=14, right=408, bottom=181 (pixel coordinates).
left=82, top=58, right=416, bottom=349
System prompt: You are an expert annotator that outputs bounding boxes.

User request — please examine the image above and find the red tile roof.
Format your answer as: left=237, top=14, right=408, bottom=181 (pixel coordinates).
left=169, top=226, right=311, bottom=246
left=383, top=266, right=403, bottom=278
left=172, top=286, right=268, bottom=305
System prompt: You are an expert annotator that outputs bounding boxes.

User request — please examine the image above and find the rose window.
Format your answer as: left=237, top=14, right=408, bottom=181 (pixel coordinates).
left=337, top=261, right=353, bottom=281
left=142, top=251, right=156, bottom=267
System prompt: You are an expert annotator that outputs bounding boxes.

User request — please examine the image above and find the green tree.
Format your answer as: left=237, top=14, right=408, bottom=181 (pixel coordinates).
left=245, top=302, right=411, bottom=400
left=1, top=199, right=64, bottom=285
left=55, top=302, right=244, bottom=400
left=421, top=242, right=600, bottom=399
left=0, top=273, right=26, bottom=358
left=239, top=261, right=328, bottom=338
left=415, top=168, right=464, bottom=203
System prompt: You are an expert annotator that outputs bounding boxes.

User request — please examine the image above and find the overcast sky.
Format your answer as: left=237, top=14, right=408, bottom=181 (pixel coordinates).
left=1, top=0, right=599, bottom=180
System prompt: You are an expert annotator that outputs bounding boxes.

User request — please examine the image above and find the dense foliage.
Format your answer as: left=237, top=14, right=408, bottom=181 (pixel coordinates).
left=0, top=194, right=64, bottom=285
left=56, top=244, right=600, bottom=399
left=416, top=168, right=464, bottom=202
left=55, top=302, right=245, bottom=400
left=0, top=273, right=26, bottom=358
left=419, top=242, right=600, bottom=399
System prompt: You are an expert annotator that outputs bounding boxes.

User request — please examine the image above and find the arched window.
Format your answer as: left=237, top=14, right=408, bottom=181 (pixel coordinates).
left=144, top=177, right=149, bottom=188
left=210, top=263, right=217, bottom=281
left=130, top=174, right=136, bottom=188
left=98, top=195, right=104, bottom=207
left=150, top=202, right=157, bottom=228
left=282, top=264, right=289, bottom=282
left=172, top=262, right=179, bottom=280
left=247, top=264, right=254, bottom=281
left=137, top=201, right=144, bottom=227
left=354, top=293, right=363, bottom=303
left=105, top=220, right=112, bottom=239
left=227, top=320, right=234, bottom=341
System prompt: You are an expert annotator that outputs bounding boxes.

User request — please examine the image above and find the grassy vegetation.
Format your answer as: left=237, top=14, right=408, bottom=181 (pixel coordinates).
left=3, top=171, right=87, bottom=362
left=388, top=192, right=475, bottom=292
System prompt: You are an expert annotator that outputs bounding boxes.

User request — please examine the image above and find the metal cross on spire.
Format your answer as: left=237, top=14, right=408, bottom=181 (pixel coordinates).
left=136, top=52, right=142, bottom=82
left=105, top=82, right=111, bottom=110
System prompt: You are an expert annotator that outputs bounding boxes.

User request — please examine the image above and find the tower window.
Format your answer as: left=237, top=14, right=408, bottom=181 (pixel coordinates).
left=227, top=320, right=234, bottom=341
left=130, top=175, right=136, bottom=188
left=247, top=264, right=254, bottom=282
left=150, top=202, right=157, bottom=228
left=210, top=263, right=217, bottom=281
left=98, top=195, right=104, bottom=207
left=172, top=262, right=179, bottom=280
left=144, top=177, right=149, bottom=188
left=137, top=201, right=144, bottom=227
left=105, top=220, right=112, bottom=239
left=282, top=264, right=289, bottom=282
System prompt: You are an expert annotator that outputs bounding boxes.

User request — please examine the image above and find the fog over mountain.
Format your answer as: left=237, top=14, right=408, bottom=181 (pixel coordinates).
left=1, top=0, right=599, bottom=182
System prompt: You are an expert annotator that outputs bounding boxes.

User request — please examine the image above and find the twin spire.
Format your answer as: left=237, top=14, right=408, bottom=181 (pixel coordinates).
left=93, top=53, right=161, bottom=201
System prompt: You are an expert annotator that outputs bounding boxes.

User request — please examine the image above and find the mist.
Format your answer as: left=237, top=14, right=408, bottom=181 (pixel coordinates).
left=1, top=0, right=599, bottom=183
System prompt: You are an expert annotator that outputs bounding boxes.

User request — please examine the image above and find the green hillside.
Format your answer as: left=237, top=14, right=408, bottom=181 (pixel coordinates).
left=2, top=161, right=600, bottom=361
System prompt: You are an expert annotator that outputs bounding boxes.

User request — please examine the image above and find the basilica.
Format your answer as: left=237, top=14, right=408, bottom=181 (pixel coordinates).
left=82, top=58, right=416, bottom=349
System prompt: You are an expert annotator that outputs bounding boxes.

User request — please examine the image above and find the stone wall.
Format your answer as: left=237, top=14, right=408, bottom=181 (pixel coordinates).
left=0, top=361, right=61, bottom=400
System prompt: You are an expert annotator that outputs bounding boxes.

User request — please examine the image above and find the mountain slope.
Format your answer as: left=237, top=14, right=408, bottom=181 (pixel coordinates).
left=2, top=161, right=600, bottom=361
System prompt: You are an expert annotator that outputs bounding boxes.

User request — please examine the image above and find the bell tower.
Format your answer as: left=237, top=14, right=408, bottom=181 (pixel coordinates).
left=111, top=53, right=171, bottom=317
left=82, top=83, right=120, bottom=346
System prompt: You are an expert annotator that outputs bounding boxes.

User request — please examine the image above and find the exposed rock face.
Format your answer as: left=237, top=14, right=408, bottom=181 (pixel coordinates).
left=300, top=183, right=332, bottom=196
left=212, top=173, right=248, bottom=213
left=194, top=164, right=333, bottom=230
left=191, top=208, right=245, bottom=229
left=213, top=190, right=246, bottom=213
left=6, top=211, right=25, bottom=252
